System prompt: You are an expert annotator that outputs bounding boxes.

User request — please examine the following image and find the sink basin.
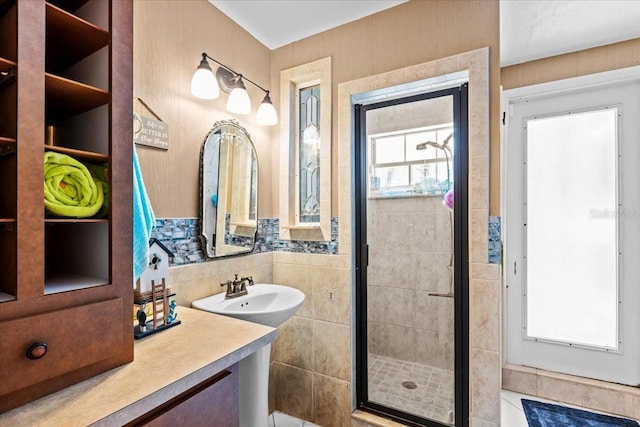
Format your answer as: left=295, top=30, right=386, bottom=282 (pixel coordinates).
left=192, top=284, right=305, bottom=327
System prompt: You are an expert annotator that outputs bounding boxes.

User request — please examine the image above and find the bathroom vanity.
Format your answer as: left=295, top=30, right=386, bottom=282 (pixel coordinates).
left=0, top=308, right=277, bottom=426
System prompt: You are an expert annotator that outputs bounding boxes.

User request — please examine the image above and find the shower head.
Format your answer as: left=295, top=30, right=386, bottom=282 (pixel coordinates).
left=415, top=141, right=440, bottom=150
left=416, top=134, right=453, bottom=151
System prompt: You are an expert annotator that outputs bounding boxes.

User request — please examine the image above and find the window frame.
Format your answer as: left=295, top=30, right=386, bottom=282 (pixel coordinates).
left=279, top=57, right=332, bottom=241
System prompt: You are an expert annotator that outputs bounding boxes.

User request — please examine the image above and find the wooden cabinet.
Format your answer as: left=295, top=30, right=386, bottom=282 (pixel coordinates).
left=129, top=364, right=240, bottom=427
left=0, top=0, right=132, bottom=413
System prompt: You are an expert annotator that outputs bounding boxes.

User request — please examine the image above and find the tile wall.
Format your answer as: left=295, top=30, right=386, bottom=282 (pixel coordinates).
left=367, top=196, right=454, bottom=371
left=151, top=217, right=339, bottom=267
left=270, top=252, right=352, bottom=426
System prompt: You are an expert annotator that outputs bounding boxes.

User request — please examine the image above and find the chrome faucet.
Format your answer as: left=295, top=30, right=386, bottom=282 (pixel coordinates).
left=220, top=273, right=254, bottom=299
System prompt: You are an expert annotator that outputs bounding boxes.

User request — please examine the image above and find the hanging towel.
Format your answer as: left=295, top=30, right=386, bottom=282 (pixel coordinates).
left=133, top=147, right=155, bottom=281
left=44, top=151, right=105, bottom=218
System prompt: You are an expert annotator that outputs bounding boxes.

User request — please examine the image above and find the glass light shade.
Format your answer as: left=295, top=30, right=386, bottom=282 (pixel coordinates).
left=256, top=93, right=278, bottom=126
left=191, top=58, right=219, bottom=99
left=226, top=79, right=251, bottom=115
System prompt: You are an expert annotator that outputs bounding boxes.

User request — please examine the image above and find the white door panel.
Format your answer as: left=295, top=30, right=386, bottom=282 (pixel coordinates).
left=505, top=79, right=640, bottom=385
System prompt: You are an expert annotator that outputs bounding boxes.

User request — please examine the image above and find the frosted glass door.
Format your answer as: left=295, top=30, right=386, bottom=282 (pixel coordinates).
left=505, top=79, right=640, bottom=385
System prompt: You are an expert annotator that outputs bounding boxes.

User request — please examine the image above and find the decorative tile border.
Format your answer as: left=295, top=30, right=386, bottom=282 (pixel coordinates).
left=151, top=217, right=339, bottom=267
left=151, top=218, right=205, bottom=265
left=488, top=216, right=501, bottom=264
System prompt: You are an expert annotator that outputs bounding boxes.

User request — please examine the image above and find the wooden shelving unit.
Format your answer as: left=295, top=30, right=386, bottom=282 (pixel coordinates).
left=0, top=0, right=133, bottom=413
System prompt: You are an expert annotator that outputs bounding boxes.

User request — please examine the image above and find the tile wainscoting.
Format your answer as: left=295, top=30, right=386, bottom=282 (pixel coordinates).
left=151, top=217, right=339, bottom=266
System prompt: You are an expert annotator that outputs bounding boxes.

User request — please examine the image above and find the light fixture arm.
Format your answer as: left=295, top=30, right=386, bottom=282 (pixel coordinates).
left=201, top=52, right=270, bottom=95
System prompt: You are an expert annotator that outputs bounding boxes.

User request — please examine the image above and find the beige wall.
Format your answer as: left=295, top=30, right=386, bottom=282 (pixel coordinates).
left=501, top=38, right=640, bottom=89
left=133, top=0, right=274, bottom=218
left=269, top=0, right=501, bottom=216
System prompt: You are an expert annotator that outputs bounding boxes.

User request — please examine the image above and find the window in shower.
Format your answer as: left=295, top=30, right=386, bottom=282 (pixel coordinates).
left=369, top=124, right=454, bottom=197
left=355, top=84, right=469, bottom=427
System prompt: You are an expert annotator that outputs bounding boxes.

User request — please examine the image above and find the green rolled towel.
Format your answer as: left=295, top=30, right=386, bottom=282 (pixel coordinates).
left=44, top=151, right=105, bottom=218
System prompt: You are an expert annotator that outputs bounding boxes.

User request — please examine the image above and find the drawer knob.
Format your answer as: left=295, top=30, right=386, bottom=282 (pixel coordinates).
left=26, top=342, right=48, bottom=360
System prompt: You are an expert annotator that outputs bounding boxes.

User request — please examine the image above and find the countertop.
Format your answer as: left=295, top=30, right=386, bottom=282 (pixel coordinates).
left=0, top=307, right=277, bottom=426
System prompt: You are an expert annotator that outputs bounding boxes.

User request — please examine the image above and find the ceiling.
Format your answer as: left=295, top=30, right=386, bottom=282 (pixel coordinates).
left=209, top=0, right=640, bottom=66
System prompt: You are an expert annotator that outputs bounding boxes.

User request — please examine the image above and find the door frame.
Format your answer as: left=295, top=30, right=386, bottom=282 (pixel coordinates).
left=354, top=84, right=469, bottom=427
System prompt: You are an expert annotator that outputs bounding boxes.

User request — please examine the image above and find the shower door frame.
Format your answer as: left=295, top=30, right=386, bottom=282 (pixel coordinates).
left=354, top=85, right=469, bottom=427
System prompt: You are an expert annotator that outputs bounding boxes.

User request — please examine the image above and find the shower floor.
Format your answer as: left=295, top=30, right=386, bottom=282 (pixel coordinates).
left=368, top=354, right=455, bottom=425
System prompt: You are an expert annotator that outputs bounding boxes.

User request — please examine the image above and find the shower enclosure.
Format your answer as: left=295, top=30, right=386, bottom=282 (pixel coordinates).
left=355, top=85, right=469, bottom=426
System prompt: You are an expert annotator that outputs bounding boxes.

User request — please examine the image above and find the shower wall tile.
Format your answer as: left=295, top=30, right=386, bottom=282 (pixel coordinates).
left=313, top=373, right=351, bottom=427
left=634, top=395, right=640, bottom=420
left=273, top=315, right=314, bottom=370
left=470, top=209, right=489, bottom=263
left=470, top=279, right=500, bottom=352
left=414, top=291, right=442, bottom=332
left=470, top=349, right=501, bottom=423
left=313, top=320, right=351, bottom=381
left=416, top=329, right=452, bottom=370
left=471, top=419, right=498, bottom=427
left=368, top=285, right=415, bottom=326
left=414, top=251, right=451, bottom=293
left=470, top=154, right=490, bottom=210
left=470, top=263, right=500, bottom=281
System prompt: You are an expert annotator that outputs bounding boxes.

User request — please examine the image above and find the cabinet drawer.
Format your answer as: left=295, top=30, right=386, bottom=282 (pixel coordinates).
left=0, top=298, right=124, bottom=396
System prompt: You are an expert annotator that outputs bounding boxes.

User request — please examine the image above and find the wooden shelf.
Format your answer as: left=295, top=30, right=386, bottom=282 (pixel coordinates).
left=0, top=56, right=15, bottom=70
left=45, top=2, right=108, bottom=72
left=0, top=57, right=15, bottom=91
left=45, top=73, right=108, bottom=121
left=0, top=218, right=15, bottom=223
left=45, top=218, right=108, bottom=223
left=0, top=0, right=14, bottom=16
left=45, top=144, right=108, bottom=163
left=44, top=273, right=108, bottom=295
left=48, top=0, right=91, bottom=13
left=0, top=291, right=16, bottom=303
left=0, top=137, right=15, bottom=157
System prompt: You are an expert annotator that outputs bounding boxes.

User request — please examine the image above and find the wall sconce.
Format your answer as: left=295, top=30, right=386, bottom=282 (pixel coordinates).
left=191, top=52, right=278, bottom=126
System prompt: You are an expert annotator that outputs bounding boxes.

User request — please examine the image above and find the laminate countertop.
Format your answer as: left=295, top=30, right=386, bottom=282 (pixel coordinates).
left=0, top=307, right=277, bottom=426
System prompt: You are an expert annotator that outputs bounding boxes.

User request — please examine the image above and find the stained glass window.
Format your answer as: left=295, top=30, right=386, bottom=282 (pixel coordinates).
left=299, top=85, right=321, bottom=223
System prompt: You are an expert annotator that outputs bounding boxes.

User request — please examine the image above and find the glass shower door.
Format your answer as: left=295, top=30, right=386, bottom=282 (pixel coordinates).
left=355, top=85, right=468, bottom=427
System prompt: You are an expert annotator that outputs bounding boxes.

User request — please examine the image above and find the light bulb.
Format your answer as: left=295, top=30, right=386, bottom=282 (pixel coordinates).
left=226, top=78, right=251, bottom=115
left=256, top=93, right=278, bottom=126
left=191, top=56, right=219, bottom=99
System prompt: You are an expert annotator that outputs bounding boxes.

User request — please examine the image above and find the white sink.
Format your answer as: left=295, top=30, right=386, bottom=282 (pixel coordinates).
left=192, top=284, right=305, bottom=327
left=192, top=283, right=305, bottom=427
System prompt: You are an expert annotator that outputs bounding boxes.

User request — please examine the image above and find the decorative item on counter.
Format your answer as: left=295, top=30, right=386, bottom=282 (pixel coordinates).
left=135, top=238, right=173, bottom=301
left=43, top=151, right=108, bottom=218
left=134, top=239, right=180, bottom=339
left=167, top=300, right=178, bottom=323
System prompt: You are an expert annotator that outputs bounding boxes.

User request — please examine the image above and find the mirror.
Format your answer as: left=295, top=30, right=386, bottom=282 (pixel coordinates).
left=199, top=120, right=258, bottom=258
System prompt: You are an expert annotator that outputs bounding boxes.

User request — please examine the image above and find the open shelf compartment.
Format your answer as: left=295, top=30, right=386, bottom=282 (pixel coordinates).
left=0, top=223, right=16, bottom=301
left=44, top=221, right=109, bottom=294
left=45, top=2, right=108, bottom=72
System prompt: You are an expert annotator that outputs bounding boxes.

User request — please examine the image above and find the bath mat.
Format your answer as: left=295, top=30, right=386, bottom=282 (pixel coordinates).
left=522, top=399, right=639, bottom=427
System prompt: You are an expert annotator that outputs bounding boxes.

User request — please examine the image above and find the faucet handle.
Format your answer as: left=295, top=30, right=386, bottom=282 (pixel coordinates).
left=221, top=280, right=233, bottom=296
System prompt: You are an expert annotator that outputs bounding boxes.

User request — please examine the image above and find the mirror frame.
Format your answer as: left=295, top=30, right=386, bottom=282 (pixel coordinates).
left=198, top=119, right=258, bottom=259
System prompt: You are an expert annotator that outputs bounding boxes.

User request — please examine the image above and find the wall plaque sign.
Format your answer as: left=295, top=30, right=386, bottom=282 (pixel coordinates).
left=134, top=97, right=169, bottom=150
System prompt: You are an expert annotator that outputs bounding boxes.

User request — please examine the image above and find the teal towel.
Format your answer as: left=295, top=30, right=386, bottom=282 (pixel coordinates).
left=133, top=147, right=155, bottom=280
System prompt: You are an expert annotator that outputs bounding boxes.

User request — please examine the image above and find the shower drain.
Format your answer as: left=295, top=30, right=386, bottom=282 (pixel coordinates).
left=401, top=381, right=417, bottom=390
